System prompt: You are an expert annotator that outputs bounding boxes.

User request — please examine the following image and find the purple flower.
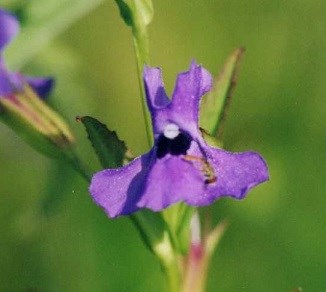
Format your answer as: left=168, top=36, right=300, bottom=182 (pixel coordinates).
left=0, top=9, right=53, bottom=99
left=90, top=62, right=269, bottom=218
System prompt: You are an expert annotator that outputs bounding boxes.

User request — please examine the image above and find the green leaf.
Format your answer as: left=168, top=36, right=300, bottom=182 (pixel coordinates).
left=5, top=0, right=105, bottom=69
left=115, top=0, right=133, bottom=26
left=115, top=0, right=153, bottom=27
left=200, top=47, right=245, bottom=138
left=78, top=116, right=127, bottom=169
left=135, top=0, right=153, bottom=26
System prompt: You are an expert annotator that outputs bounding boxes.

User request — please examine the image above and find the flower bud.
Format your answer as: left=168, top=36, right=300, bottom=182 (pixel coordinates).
left=0, top=83, right=75, bottom=158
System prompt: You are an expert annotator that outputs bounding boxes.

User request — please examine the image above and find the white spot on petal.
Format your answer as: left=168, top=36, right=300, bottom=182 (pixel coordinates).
left=163, top=123, right=180, bottom=139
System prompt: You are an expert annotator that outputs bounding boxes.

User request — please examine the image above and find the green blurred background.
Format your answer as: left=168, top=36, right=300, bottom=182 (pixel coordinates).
left=1, top=0, right=325, bottom=291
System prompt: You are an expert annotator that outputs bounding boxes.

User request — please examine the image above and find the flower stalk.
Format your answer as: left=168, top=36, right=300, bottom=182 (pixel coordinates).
left=132, top=12, right=154, bottom=148
left=115, top=0, right=154, bottom=148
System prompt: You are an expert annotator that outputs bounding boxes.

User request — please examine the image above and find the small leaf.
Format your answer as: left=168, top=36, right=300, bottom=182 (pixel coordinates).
left=78, top=116, right=127, bottom=169
left=200, top=47, right=245, bottom=138
left=115, top=0, right=153, bottom=27
left=115, top=0, right=133, bottom=26
left=135, top=0, right=153, bottom=26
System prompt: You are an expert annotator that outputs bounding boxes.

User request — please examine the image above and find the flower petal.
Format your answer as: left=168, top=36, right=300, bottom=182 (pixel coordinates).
left=89, top=152, right=154, bottom=218
left=0, top=9, right=19, bottom=52
left=171, top=61, right=212, bottom=126
left=137, top=154, right=204, bottom=211
left=24, top=76, right=54, bottom=98
left=0, top=68, right=54, bottom=98
left=143, top=66, right=170, bottom=110
left=186, top=148, right=269, bottom=206
left=143, top=61, right=213, bottom=137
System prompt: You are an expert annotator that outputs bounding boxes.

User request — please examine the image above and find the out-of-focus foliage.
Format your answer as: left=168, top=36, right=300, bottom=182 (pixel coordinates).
left=4, top=0, right=106, bottom=69
left=0, top=0, right=325, bottom=291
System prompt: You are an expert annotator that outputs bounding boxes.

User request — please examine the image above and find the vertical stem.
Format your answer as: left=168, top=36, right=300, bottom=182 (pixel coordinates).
left=132, top=23, right=154, bottom=148
left=115, top=3, right=181, bottom=290
left=163, top=259, right=182, bottom=292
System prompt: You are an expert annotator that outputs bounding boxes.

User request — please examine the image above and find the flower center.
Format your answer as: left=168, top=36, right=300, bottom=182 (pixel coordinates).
left=156, top=125, right=192, bottom=159
left=163, top=123, right=180, bottom=139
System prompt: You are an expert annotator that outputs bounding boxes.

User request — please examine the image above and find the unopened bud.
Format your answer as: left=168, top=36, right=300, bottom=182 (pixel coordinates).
left=0, top=84, right=75, bottom=158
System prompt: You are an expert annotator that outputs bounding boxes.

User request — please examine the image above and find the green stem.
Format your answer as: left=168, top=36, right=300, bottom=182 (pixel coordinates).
left=132, top=24, right=154, bottom=148
left=132, top=24, right=183, bottom=289
left=162, top=259, right=182, bottom=292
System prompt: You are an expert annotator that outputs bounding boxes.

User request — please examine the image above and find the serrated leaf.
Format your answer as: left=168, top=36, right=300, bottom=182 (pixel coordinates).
left=5, top=0, right=105, bottom=69
left=200, top=47, right=245, bottom=138
left=79, top=116, right=127, bottom=169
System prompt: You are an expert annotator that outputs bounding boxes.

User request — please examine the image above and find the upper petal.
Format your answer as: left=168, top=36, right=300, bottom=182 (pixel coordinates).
left=0, top=9, right=19, bottom=52
left=89, top=152, right=154, bottom=218
left=171, top=61, right=212, bottom=126
left=146, top=61, right=213, bottom=138
left=143, top=66, right=170, bottom=110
